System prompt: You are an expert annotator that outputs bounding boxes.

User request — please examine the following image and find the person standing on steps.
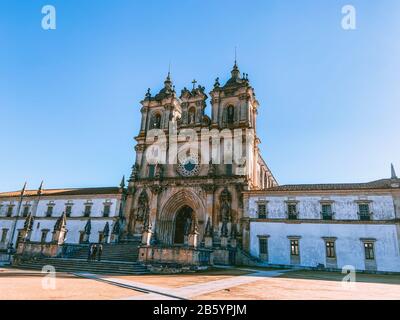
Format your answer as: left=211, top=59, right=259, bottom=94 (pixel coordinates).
left=97, top=243, right=103, bottom=261
left=91, top=244, right=97, bottom=261
left=87, top=244, right=93, bottom=262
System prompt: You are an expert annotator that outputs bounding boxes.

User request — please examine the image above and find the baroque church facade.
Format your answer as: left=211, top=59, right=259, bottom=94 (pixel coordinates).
left=0, top=62, right=399, bottom=272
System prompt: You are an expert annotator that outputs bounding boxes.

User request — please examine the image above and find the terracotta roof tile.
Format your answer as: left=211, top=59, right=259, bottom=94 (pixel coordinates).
left=265, top=179, right=400, bottom=192
left=0, top=187, right=122, bottom=198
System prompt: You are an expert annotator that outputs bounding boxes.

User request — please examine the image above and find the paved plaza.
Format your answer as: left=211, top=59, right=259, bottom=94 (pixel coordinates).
left=0, top=266, right=399, bottom=300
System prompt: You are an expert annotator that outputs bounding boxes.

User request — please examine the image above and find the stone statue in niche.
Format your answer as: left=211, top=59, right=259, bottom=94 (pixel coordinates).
left=188, top=109, right=195, bottom=124
left=219, top=187, right=232, bottom=222
left=136, top=190, right=149, bottom=222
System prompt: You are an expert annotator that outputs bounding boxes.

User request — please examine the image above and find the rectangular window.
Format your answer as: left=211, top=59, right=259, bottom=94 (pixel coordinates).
left=46, top=206, right=53, bottom=217
left=364, top=242, right=375, bottom=260
left=290, top=240, right=299, bottom=256
left=148, top=165, right=155, bottom=178
left=226, top=164, right=233, bottom=176
left=321, top=204, right=333, bottom=220
left=288, top=203, right=297, bottom=219
left=65, top=205, right=72, bottom=217
left=6, top=206, right=13, bottom=217
left=325, top=241, right=336, bottom=258
left=103, top=204, right=111, bottom=217
left=1, top=229, right=8, bottom=243
left=84, top=205, right=92, bottom=217
left=257, top=203, right=267, bottom=219
left=22, top=206, right=30, bottom=217
left=259, top=238, right=268, bottom=255
left=359, top=204, right=370, bottom=221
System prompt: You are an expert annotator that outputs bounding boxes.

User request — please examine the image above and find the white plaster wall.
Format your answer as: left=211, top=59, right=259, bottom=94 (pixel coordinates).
left=250, top=221, right=400, bottom=272
left=27, top=218, right=116, bottom=244
left=248, top=195, right=395, bottom=220
left=35, top=197, right=119, bottom=218
left=0, top=194, right=121, bottom=246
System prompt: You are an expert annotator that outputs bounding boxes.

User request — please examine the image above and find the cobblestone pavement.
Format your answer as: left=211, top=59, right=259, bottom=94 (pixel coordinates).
left=1, top=267, right=400, bottom=300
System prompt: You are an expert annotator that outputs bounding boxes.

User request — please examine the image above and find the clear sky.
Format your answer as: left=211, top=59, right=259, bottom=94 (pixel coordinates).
left=1, top=0, right=399, bottom=192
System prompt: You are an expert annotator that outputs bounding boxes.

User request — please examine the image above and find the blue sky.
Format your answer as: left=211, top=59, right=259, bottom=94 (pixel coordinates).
left=1, top=0, right=399, bottom=191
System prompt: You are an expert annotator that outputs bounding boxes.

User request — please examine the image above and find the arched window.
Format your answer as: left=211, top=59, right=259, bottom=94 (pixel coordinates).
left=227, top=105, right=234, bottom=124
left=188, top=107, right=195, bottom=124
left=152, top=113, right=161, bottom=129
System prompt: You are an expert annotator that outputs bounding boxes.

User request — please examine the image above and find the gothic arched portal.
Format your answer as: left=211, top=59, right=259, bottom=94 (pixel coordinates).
left=156, top=189, right=206, bottom=245
left=173, top=205, right=194, bottom=244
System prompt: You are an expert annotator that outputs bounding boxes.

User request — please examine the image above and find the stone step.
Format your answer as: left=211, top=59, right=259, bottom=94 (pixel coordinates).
left=64, top=243, right=141, bottom=263
left=15, top=258, right=149, bottom=275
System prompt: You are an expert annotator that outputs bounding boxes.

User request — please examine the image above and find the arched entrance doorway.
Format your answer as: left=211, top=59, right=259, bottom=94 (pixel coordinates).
left=174, top=206, right=194, bottom=244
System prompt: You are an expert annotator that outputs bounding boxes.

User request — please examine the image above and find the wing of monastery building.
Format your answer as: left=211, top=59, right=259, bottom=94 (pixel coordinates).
left=0, top=63, right=399, bottom=273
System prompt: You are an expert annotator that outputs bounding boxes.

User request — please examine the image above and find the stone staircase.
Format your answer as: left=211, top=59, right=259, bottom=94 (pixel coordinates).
left=14, top=241, right=149, bottom=275
left=64, top=243, right=141, bottom=262
left=15, top=257, right=149, bottom=275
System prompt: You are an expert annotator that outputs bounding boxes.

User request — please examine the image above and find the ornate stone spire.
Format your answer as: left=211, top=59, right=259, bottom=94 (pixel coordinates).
left=112, top=220, right=120, bottom=235
left=164, top=72, right=173, bottom=91
left=23, top=212, right=34, bottom=231
left=103, top=222, right=110, bottom=237
left=119, top=175, right=125, bottom=189
left=204, top=217, right=212, bottom=237
left=37, top=181, right=43, bottom=196
left=84, top=219, right=91, bottom=235
left=20, top=181, right=27, bottom=198
left=391, top=163, right=398, bottom=179
left=53, top=212, right=67, bottom=231
left=231, top=60, right=240, bottom=80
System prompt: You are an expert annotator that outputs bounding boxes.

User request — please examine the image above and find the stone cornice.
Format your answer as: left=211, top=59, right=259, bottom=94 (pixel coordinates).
left=249, top=218, right=400, bottom=225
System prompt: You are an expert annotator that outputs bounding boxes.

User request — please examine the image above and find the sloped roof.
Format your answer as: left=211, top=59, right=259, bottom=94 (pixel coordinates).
left=0, top=187, right=122, bottom=199
left=265, top=179, right=400, bottom=192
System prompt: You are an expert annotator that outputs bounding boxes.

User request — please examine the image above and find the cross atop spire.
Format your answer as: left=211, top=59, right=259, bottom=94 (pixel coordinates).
left=391, top=163, right=398, bottom=179
left=191, top=79, right=197, bottom=90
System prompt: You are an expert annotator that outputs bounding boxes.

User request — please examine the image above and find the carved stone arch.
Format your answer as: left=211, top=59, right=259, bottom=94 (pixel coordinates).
left=156, top=189, right=207, bottom=245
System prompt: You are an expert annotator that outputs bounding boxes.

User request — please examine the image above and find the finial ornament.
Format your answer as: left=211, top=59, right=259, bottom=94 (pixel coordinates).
left=120, top=175, right=125, bottom=189
left=214, top=77, right=220, bottom=88
left=20, top=181, right=27, bottom=197
left=37, top=180, right=44, bottom=195
left=145, top=88, right=151, bottom=98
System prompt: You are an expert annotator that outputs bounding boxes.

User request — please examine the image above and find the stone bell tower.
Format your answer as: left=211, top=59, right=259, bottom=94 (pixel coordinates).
left=123, top=63, right=277, bottom=265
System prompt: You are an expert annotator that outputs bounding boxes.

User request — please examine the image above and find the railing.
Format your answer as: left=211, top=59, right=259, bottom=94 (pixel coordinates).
left=257, top=212, right=267, bottom=219
left=287, top=212, right=299, bottom=220
left=358, top=212, right=372, bottom=221
left=321, top=212, right=335, bottom=220
left=237, top=247, right=264, bottom=264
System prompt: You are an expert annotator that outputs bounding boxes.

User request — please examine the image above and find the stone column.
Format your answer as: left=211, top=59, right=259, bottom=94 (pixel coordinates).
left=188, top=231, right=199, bottom=248
left=141, top=228, right=153, bottom=245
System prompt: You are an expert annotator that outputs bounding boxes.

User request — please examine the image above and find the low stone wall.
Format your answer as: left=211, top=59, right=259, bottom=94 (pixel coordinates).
left=138, top=245, right=213, bottom=266
left=16, top=241, right=62, bottom=259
